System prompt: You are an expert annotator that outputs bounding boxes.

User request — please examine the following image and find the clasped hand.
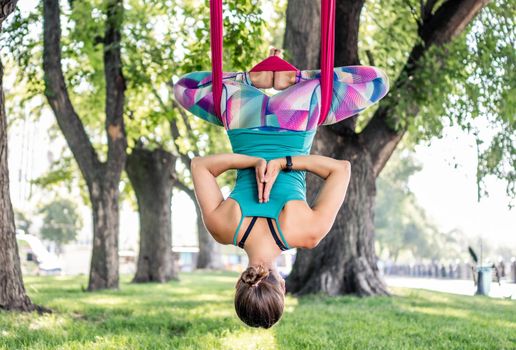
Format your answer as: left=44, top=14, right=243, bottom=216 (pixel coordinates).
left=253, top=157, right=284, bottom=203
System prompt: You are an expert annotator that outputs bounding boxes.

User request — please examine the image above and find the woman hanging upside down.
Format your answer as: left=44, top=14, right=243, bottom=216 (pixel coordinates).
left=173, top=48, right=389, bottom=328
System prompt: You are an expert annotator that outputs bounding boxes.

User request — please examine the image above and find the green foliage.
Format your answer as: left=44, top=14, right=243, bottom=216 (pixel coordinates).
left=359, top=0, right=419, bottom=85
left=30, top=150, right=96, bottom=207
left=361, top=0, right=515, bottom=202
left=3, top=0, right=276, bottom=195
left=119, top=0, right=274, bottom=188
left=374, top=149, right=503, bottom=263
left=121, top=0, right=269, bottom=147
left=4, top=0, right=512, bottom=204
left=375, top=149, right=440, bottom=261
left=32, top=156, right=76, bottom=191
left=63, top=0, right=107, bottom=136
left=0, top=273, right=514, bottom=349
left=39, top=198, right=83, bottom=252
left=14, top=208, right=32, bottom=233
left=357, top=0, right=420, bottom=130
left=1, top=7, right=44, bottom=101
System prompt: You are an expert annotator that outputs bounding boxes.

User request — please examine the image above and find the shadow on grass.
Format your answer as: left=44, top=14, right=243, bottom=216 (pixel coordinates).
left=0, top=272, right=248, bottom=349
left=274, top=288, right=515, bottom=350
left=4, top=273, right=514, bottom=350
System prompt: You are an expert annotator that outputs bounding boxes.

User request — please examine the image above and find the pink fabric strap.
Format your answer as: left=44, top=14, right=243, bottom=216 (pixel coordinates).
left=249, top=55, right=298, bottom=72
left=209, top=0, right=336, bottom=122
left=210, top=0, right=223, bottom=119
left=319, top=0, right=336, bottom=125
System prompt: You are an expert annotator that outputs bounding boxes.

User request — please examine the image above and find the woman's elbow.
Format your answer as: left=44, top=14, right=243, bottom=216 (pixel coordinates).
left=190, top=156, right=204, bottom=172
left=330, top=159, right=351, bottom=178
left=337, top=159, right=351, bottom=172
left=300, top=231, right=326, bottom=249
left=299, top=236, right=318, bottom=249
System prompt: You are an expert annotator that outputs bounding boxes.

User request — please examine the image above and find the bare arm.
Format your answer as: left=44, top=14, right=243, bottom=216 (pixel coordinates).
left=265, top=155, right=351, bottom=248
left=190, top=153, right=266, bottom=216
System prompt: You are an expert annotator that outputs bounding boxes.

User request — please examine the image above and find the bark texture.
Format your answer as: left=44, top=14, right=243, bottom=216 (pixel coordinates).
left=168, top=104, right=221, bottom=270
left=287, top=128, right=388, bottom=295
left=43, top=0, right=127, bottom=290
left=126, top=147, right=178, bottom=282
left=284, top=0, right=320, bottom=68
left=0, top=0, right=36, bottom=312
left=175, top=181, right=222, bottom=270
left=194, top=202, right=221, bottom=269
left=285, top=0, right=489, bottom=296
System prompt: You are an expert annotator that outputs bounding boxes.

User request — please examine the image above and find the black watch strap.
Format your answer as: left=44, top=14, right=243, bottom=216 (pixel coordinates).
left=285, top=155, right=293, bottom=172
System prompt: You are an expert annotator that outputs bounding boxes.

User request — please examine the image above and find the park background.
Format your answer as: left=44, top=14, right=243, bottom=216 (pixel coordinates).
left=0, top=0, right=515, bottom=349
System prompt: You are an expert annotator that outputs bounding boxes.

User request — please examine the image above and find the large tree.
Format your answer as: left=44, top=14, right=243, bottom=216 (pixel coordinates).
left=43, top=0, right=127, bottom=290
left=285, top=0, right=512, bottom=295
left=0, top=0, right=35, bottom=312
left=6, top=0, right=267, bottom=280
left=149, top=0, right=274, bottom=269
left=126, top=146, right=178, bottom=282
left=119, top=0, right=268, bottom=272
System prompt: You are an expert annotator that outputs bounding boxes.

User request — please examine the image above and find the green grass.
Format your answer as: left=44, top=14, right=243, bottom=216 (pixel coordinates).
left=0, top=271, right=514, bottom=350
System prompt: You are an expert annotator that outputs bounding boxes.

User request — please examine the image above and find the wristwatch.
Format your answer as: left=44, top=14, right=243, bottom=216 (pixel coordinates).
left=285, top=155, right=293, bottom=172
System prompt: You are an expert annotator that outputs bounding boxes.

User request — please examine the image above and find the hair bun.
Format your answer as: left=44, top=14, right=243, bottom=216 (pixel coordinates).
left=241, top=265, right=269, bottom=287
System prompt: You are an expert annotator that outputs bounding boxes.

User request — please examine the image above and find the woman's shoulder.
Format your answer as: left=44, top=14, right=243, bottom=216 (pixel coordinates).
left=279, top=200, right=318, bottom=249
left=202, top=197, right=242, bottom=246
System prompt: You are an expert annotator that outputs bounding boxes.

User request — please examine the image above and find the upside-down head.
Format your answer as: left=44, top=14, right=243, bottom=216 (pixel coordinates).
left=234, top=264, right=286, bottom=328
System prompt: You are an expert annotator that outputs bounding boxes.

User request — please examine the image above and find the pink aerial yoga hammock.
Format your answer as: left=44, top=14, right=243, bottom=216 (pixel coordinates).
left=175, top=0, right=389, bottom=131
left=174, top=1, right=389, bottom=251
left=209, top=0, right=336, bottom=124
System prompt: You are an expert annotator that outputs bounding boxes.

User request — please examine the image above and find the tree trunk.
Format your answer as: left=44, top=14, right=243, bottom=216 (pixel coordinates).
left=0, top=54, right=37, bottom=312
left=173, top=179, right=221, bottom=270
left=194, top=202, right=222, bottom=269
left=286, top=128, right=388, bottom=295
left=126, top=147, right=178, bottom=282
left=284, top=0, right=320, bottom=68
left=284, top=0, right=488, bottom=296
left=87, top=180, right=121, bottom=290
left=43, top=0, right=127, bottom=290
left=0, top=0, right=40, bottom=313
left=284, top=0, right=386, bottom=296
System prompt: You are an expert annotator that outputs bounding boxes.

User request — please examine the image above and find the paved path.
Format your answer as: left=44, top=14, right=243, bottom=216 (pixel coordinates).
left=385, top=276, right=516, bottom=299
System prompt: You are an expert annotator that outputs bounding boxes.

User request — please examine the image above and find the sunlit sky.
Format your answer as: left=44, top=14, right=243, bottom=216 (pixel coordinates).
left=409, top=127, right=515, bottom=246
left=4, top=0, right=515, bottom=249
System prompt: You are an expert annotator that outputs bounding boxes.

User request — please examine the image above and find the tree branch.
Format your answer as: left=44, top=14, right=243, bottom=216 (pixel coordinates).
left=148, top=84, right=195, bottom=170
left=42, top=0, right=101, bottom=185
left=365, top=50, right=375, bottom=67
left=421, top=0, right=438, bottom=22
left=325, top=0, right=366, bottom=135
left=0, top=0, right=17, bottom=28
left=104, top=0, right=127, bottom=180
left=166, top=80, right=201, bottom=155
left=168, top=115, right=194, bottom=170
left=173, top=177, right=195, bottom=202
left=361, top=0, right=490, bottom=177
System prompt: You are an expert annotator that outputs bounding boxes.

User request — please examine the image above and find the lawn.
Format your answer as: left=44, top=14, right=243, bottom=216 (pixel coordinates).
left=0, top=271, right=514, bottom=350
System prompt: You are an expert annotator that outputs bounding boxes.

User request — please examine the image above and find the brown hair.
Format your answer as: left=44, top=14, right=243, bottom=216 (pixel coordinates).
left=234, top=265, right=285, bottom=328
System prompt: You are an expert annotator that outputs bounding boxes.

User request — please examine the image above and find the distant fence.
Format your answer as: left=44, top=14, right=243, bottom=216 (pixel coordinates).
left=382, top=259, right=516, bottom=283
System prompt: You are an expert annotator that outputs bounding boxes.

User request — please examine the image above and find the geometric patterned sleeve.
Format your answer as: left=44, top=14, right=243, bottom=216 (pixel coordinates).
left=300, top=66, right=390, bottom=126
left=173, top=71, right=244, bottom=127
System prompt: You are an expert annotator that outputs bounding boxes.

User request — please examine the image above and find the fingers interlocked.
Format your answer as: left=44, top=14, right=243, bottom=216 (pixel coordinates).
left=255, top=159, right=266, bottom=203
left=255, top=159, right=281, bottom=204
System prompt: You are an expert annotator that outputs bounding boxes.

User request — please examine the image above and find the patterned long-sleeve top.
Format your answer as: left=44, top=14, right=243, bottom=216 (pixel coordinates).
left=173, top=65, right=389, bottom=131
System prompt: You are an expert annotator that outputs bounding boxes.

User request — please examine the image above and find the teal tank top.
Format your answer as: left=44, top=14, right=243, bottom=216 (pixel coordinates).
left=227, top=127, right=316, bottom=249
